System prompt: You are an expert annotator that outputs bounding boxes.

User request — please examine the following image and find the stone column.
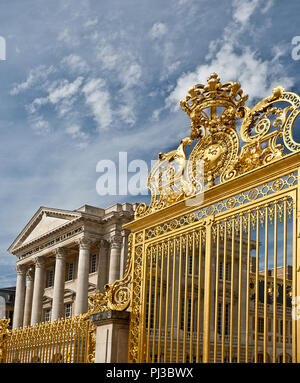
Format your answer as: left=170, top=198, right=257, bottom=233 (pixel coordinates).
left=90, top=310, right=130, bottom=363
left=119, top=230, right=129, bottom=279
left=23, top=267, right=34, bottom=327
left=51, top=248, right=67, bottom=321
left=31, top=257, right=46, bottom=325
left=96, top=239, right=109, bottom=293
left=108, top=235, right=122, bottom=285
left=75, top=237, right=92, bottom=316
left=12, top=264, right=26, bottom=329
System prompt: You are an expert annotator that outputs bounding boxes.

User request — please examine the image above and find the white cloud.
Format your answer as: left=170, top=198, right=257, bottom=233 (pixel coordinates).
left=150, top=22, right=168, bottom=39
left=65, top=124, right=87, bottom=140
left=232, top=0, right=260, bottom=25
left=84, top=17, right=98, bottom=28
left=29, top=115, right=50, bottom=135
left=58, top=28, right=79, bottom=46
left=61, top=54, right=89, bottom=74
left=166, top=0, right=294, bottom=110
left=82, top=78, right=113, bottom=130
left=10, top=65, right=56, bottom=95
left=167, top=43, right=294, bottom=110
left=48, top=77, right=84, bottom=104
left=120, top=63, right=142, bottom=89
left=96, top=41, right=119, bottom=70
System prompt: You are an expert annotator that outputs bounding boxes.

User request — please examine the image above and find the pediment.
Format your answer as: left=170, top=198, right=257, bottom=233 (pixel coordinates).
left=8, top=207, right=82, bottom=253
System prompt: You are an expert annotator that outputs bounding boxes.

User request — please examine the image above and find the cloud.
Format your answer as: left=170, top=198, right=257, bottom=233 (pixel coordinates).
left=84, top=17, right=98, bottom=28
left=232, top=0, right=260, bottom=25
left=29, top=115, right=50, bottom=135
left=150, top=22, right=168, bottom=39
left=48, top=77, right=84, bottom=104
left=61, top=54, right=89, bottom=74
left=166, top=0, right=294, bottom=110
left=10, top=65, right=56, bottom=95
left=82, top=78, right=113, bottom=130
left=120, top=63, right=142, bottom=89
left=58, top=27, right=79, bottom=46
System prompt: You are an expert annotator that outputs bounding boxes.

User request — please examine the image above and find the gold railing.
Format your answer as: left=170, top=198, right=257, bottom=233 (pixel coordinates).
left=0, top=314, right=95, bottom=363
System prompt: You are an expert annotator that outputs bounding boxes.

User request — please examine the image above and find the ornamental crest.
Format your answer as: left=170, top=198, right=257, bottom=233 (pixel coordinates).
left=136, top=73, right=300, bottom=218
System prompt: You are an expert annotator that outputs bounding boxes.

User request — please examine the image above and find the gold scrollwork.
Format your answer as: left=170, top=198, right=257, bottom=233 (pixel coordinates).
left=135, top=73, right=300, bottom=218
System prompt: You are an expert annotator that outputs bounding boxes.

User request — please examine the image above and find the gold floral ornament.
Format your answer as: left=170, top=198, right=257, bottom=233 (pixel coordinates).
left=88, top=235, right=133, bottom=314
left=135, top=73, right=300, bottom=219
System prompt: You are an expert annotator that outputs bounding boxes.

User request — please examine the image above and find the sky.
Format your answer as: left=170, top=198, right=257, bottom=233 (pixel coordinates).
left=0, top=0, right=299, bottom=286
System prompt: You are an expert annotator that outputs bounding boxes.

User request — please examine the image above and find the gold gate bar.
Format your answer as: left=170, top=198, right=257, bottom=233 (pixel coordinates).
left=151, top=244, right=159, bottom=362
left=189, top=231, right=196, bottom=362
left=196, top=230, right=203, bottom=363
left=273, top=202, right=278, bottom=363
left=221, top=221, right=227, bottom=362
left=19, top=329, right=24, bottom=362
left=170, top=238, right=177, bottom=363
left=230, top=218, right=235, bottom=362
left=61, top=320, right=67, bottom=362
left=292, top=191, right=297, bottom=362
left=214, top=224, right=220, bottom=363
left=146, top=246, right=153, bottom=362
left=203, top=219, right=213, bottom=363
left=58, top=321, right=64, bottom=363
left=264, top=205, right=269, bottom=363
left=283, top=199, right=287, bottom=363
left=84, top=321, right=90, bottom=363
left=245, top=211, right=251, bottom=363
left=237, top=214, right=243, bottom=362
left=182, top=234, right=189, bottom=362
left=157, top=241, right=165, bottom=362
left=49, top=323, right=55, bottom=362
left=76, top=322, right=81, bottom=363
left=255, top=208, right=260, bottom=363
left=163, top=240, right=170, bottom=363
left=176, top=236, right=183, bottom=363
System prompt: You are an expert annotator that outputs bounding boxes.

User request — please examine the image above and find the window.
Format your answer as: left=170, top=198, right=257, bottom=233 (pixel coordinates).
left=65, top=303, right=72, bottom=318
left=258, top=317, right=264, bottom=333
left=219, top=261, right=231, bottom=281
left=219, top=261, right=223, bottom=280
left=188, top=255, right=193, bottom=275
left=180, top=298, right=192, bottom=331
left=45, top=309, right=51, bottom=322
left=217, top=302, right=229, bottom=335
left=90, top=254, right=97, bottom=274
left=66, top=263, right=74, bottom=281
left=47, top=270, right=54, bottom=288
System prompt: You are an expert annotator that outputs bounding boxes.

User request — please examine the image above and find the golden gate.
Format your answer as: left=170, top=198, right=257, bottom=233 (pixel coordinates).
left=119, top=73, right=300, bottom=363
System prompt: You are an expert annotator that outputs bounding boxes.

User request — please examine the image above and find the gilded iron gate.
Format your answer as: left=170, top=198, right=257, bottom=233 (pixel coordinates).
left=123, top=73, right=300, bottom=363
left=0, top=314, right=95, bottom=363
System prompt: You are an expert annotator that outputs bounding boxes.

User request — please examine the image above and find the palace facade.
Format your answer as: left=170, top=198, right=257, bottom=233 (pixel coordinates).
left=8, top=203, right=135, bottom=329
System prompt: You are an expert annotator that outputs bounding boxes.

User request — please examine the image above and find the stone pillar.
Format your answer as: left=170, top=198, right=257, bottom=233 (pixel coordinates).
left=51, top=248, right=67, bottom=321
left=75, top=237, right=91, bottom=316
left=96, top=239, right=109, bottom=293
left=12, top=264, right=26, bottom=329
left=108, top=235, right=122, bottom=285
left=90, top=310, right=130, bottom=363
left=119, top=230, right=129, bottom=279
left=23, top=267, right=34, bottom=327
left=31, top=257, right=46, bottom=325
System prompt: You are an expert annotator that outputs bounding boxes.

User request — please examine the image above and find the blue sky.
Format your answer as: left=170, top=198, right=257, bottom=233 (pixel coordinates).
left=0, top=0, right=299, bottom=286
